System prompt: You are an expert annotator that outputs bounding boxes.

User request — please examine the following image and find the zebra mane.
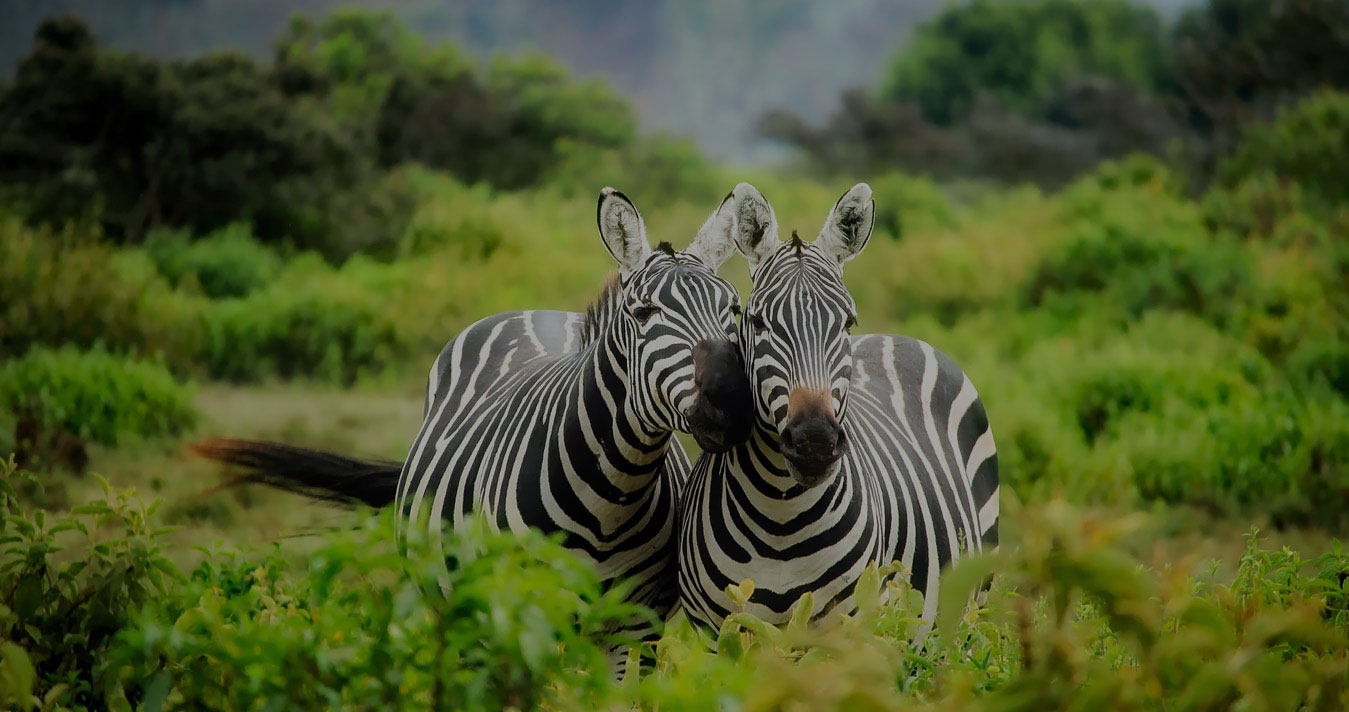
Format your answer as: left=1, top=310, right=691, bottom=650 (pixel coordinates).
left=581, top=273, right=624, bottom=346
left=789, top=229, right=805, bottom=256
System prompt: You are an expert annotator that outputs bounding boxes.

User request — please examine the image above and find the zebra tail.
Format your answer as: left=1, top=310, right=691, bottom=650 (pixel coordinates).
left=189, top=437, right=401, bottom=508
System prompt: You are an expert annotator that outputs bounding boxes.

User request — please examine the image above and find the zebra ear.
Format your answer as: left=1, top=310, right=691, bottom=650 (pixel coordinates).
left=597, top=187, right=652, bottom=278
left=685, top=191, right=737, bottom=270
left=726, top=182, right=780, bottom=271
left=816, top=182, right=874, bottom=264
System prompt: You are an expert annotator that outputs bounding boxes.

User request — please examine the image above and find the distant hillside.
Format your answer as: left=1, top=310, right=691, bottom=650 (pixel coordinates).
left=0, top=0, right=1195, bottom=161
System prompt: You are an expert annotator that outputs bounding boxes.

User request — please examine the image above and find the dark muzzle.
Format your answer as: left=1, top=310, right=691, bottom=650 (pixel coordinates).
left=780, top=387, right=848, bottom=486
left=686, top=339, right=753, bottom=453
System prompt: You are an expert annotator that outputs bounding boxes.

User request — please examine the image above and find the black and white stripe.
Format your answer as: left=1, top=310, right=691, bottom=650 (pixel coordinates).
left=678, top=183, right=998, bottom=628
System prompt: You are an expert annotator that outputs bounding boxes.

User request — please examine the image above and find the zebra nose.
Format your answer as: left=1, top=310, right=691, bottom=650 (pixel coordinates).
left=781, top=387, right=846, bottom=483
left=781, top=417, right=843, bottom=458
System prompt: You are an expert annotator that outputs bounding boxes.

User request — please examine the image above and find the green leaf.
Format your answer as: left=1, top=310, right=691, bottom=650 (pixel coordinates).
left=0, top=641, right=36, bottom=707
left=138, top=671, right=172, bottom=712
left=936, top=552, right=998, bottom=649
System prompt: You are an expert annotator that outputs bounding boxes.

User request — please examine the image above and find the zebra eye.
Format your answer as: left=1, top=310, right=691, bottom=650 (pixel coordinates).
left=749, top=313, right=768, bottom=333
left=631, top=303, right=660, bottom=324
left=730, top=304, right=742, bottom=318
left=844, top=315, right=858, bottom=334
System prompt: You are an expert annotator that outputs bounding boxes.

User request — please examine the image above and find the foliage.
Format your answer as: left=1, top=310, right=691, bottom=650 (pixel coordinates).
left=1217, top=89, right=1349, bottom=210
left=0, top=348, right=196, bottom=470
left=0, top=16, right=365, bottom=253
left=145, top=224, right=282, bottom=299
left=769, top=0, right=1349, bottom=187
left=766, top=0, right=1182, bottom=184
left=196, top=257, right=414, bottom=385
left=0, top=458, right=178, bottom=711
left=0, top=11, right=660, bottom=258
left=633, top=502, right=1349, bottom=712
left=6, top=457, right=1348, bottom=711
left=0, top=216, right=196, bottom=366
left=880, top=0, right=1172, bottom=125
left=1026, top=157, right=1249, bottom=322
left=110, top=512, right=646, bottom=712
left=1173, top=0, right=1349, bottom=152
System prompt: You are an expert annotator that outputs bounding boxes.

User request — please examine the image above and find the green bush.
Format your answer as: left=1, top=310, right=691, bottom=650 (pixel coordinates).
left=110, top=513, right=645, bottom=712
left=5, top=461, right=1348, bottom=712
left=393, top=170, right=507, bottom=259
left=548, top=134, right=722, bottom=206
left=0, top=460, right=177, bottom=711
left=867, top=171, right=961, bottom=239
left=1218, top=89, right=1349, bottom=211
left=145, top=224, right=281, bottom=299
left=197, top=257, right=412, bottom=384
left=0, top=347, right=196, bottom=469
left=880, top=0, right=1172, bottom=125
left=0, top=216, right=198, bottom=365
left=1027, top=160, right=1250, bottom=323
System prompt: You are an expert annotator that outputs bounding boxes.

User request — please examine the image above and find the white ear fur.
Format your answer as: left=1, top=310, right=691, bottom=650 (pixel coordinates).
left=816, top=182, right=874, bottom=264
left=727, top=182, right=780, bottom=271
left=685, top=192, right=737, bottom=270
left=597, top=187, right=652, bottom=278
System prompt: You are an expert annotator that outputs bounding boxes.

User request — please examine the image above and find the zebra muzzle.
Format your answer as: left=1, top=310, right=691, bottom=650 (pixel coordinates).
left=687, top=339, right=753, bottom=453
left=781, top=387, right=848, bottom=485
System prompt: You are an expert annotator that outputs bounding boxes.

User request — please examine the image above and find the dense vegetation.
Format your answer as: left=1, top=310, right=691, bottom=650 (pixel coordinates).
left=764, top=0, right=1349, bottom=186
left=4, top=458, right=1348, bottom=711
left=0, top=13, right=714, bottom=258
left=1, top=1, right=1347, bottom=710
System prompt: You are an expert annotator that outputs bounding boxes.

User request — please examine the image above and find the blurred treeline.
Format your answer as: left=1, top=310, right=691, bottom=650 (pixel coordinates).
left=0, top=11, right=717, bottom=258
left=762, top=0, right=1349, bottom=187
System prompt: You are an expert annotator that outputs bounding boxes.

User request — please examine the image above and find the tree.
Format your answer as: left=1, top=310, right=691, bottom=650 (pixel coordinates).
left=879, top=0, right=1173, bottom=125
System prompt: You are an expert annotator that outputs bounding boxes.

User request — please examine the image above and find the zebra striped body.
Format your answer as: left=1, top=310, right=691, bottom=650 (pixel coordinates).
left=396, top=305, right=691, bottom=614
left=679, top=333, right=998, bottom=626
left=395, top=188, right=748, bottom=622
left=677, top=183, right=998, bottom=628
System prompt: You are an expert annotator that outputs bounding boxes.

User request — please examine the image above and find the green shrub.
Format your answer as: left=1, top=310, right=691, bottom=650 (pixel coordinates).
left=5, top=462, right=1349, bottom=712
left=1126, top=394, right=1349, bottom=527
left=0, top=216, right=198, bottom=365
left=0, top=347, right=196, bottom=469
left=145, top=225, right=282, bottom=299
left=197, top=257, right=412, bottom=384
left=1219, top=89, right=1349, bottom=211
left=548, top=134, right=722, bottom=206
left=880, top=0, right=1172, bottom=124
left=393, top=170, right=508, bottom=259
left=0, top=460, right=179, bottom=711
left=1027, top=162, right=1250, bottom=323
left=867, top=171, right=961, bottom=239
left=110, top=512, right=646, bottom=712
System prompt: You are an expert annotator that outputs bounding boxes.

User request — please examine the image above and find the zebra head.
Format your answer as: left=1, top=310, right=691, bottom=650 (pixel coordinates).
left=732, top=182, right=875, bottom=486
left=597, top=187, right=753, bottom=453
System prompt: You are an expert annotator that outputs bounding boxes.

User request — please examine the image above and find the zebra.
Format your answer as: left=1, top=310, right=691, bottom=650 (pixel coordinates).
left=393, top=186, right=753, bottom=621
left=195, top=186, right=755, bottom=630
left=676, top=182, right=999, bottom=629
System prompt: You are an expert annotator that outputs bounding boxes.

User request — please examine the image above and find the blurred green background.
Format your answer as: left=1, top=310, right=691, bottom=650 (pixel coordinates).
left=2, top=1, right=1348, bottom=710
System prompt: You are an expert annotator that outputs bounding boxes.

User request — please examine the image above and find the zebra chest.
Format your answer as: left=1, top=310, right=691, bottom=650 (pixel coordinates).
left=682, top=463, right=891, bottom=625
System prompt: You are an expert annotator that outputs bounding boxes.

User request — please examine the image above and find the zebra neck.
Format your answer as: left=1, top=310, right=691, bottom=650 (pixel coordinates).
left=562, top=332, right=672, bottom=492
